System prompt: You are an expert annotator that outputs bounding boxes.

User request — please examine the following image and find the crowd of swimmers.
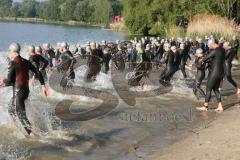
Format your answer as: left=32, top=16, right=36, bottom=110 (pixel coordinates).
left=0, top=34, right=239, bottom=138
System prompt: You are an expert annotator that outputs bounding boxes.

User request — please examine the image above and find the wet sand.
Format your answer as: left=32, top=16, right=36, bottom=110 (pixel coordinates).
left=0, top=57, right=240, bottom=159
left=149, top=106, right=240, bottom=160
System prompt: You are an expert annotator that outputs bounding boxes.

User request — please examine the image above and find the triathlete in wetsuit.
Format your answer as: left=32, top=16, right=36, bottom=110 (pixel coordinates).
left=74, top=43, right=86, bottom=57
left=127, top=44, right=137, bottom=70
left=28, top=45, right=49, bottom=82
left=84, top=42, right=103, bottom=82
left=43, top=43, right=56, bottom=68
left=128, top=43, right=152, bottom=86
left=232, top=36, right=239, bottom=53
left=159, top=44, right=178, bottom=85
left=179, top=43, right=191, bottom=78
left=193, top=49, right=206, bottom=97
left=112, top=44, right=126, bottom=71
left=57, top=42, right=76, bottom=88
left=0, top=43, right=48, bottom=138
left=102, top=47, right=112, bottom=74
left=197, top=40, right=225, bottom=112
left=223, top=42, right=240, bottom=94
left=153, top=41, right=163, bottom=69
left=172, top=46, right=182, bottom=71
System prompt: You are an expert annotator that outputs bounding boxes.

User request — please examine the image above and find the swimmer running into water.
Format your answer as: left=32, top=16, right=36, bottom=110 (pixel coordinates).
left=0, top=43, right=48, bottom=138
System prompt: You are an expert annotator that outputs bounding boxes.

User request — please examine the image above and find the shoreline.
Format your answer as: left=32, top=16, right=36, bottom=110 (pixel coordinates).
left=0, top=17, right=106, bottom=28
left=146, top=106, right=240, bottom=160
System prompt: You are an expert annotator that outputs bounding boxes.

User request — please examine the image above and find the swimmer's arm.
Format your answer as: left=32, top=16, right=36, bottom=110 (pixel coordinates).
left=3, top=61, right=16, bottom=87
left=28, top=61, right=45, bottom=86
left=202, top=50, right=215, bottom=63
left=67, top=52, right=76, bottom=68
left=39, top=56, right=49, bottom=71
left=188, top=53, right=192, bottom=60
left=234, top=40, right=239, bottom=49
left=69, top=57, right=76, bottom=69
left=225, top=50, right=231, bottom=60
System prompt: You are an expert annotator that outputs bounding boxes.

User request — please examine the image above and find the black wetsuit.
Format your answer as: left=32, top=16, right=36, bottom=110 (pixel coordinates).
left=225, top=48, right=238, bottom=88
left=173, top=50, right=182, bottom=70
left=160, top=50, right=178, bottom=83
left=29, top=54, right=49, bottom=81
left=102, top=48, right=112, bottom=74
left=4, top=55, right=45, bottom=135
left=153, top=44, right=164, bottom=65
left=112, top=50, right=126, bottom=71
left=45, top=49, right=56, bottom=67
left=193, top=57, right=206, bottom=97
left=232, top=39, right=239, bottom=60
left=203, top=47, right=225, bottom=103
left=185, top=40, right=192, bottom=54
left=233, top=39, right=239, bottom=52
left=74, top=47, right=86, bottom=57
left=170, top=40, right=176, bottom=46
left=179, top=48, right=191, bottom=78
left=57, top=51, right=76, bottom=88
left=128, top=50, right=152, bottom=86
left=84, top=49, right=103, bottom=82
left=196, top=42, right=206, bottom=53
left=128, top=49, right=137, bottom=70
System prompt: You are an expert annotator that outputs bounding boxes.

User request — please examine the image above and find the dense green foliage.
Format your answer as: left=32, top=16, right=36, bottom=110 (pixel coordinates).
left=0, top=0, right=123, bottom=25
left=0, top=0, right=239, bottom=36
left=123, top=0, right=240, bottom=36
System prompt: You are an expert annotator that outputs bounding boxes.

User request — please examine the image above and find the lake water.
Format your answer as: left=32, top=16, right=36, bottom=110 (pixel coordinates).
left=0, top=21, right=237, bottom=160
left=0, top=21, right=126, bottom=50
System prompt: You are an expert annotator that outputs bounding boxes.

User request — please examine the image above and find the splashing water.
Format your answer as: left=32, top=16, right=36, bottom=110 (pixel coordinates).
left=0, top=45, right=203, bottom=160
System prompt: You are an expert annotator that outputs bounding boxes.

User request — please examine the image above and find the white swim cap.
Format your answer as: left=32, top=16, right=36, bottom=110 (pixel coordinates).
left=146, top=44, right=151, bottom=50
left=223, top=42, right=230, bottom=49
left=136, top=43, right=142, bottom=48
left=208, top=39, right=215, bottom=47
left=171, top=46, right=177, bottom=52
left=28, top=45, right=35, bottom=52
left=35, top=46, right=42, bottom=52
left=164, top=43, right=171, bottom=48
left=90, top=42, right=96, bottom=47
left=61, top=42, right=68, bottom=49
left=196, top=48, right=203, bottom=54
left=9, top=43, right=21, bottom=53
left=180, top=43, right=185, bottom=49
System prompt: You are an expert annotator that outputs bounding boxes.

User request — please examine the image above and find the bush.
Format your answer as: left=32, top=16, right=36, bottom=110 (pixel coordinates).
left=187, top=14, right=238, bottom=40
left=165, top=26, right=186, bottom=39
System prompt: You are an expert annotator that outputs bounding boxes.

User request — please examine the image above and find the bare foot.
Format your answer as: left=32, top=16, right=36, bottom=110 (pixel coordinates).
left=237, top=88, right=240, bottom=95
left=140, top=82, right=145, bottom=90
left=142, top=84, right=150, bottom=91
left=28, top=132, right=39, bottom=139
left=215, top=107, right=224, bottom=112
left=215, top=103, right=224, bottom=112
left=196, top=106, right=208, bottom=111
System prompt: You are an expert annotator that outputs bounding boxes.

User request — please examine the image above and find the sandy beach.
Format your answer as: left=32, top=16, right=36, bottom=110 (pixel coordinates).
left=148, top=106, right=240, bottom=160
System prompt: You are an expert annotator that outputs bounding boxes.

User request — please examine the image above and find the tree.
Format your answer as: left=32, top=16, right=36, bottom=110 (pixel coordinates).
left=74, top=0, right=92, bottom=22
left=20, top=0, right=37, bottom=18
left=123, top=0, right=240, bottom=36
left=0, top=0, right=13, bottom=17
left=111, top=0, right=123, bottom=16
left=0, top=0, right=124, bottom=26
left=41, top=0, right=61, bottom=20
left=91, top=0, right=112, bottom=25
left=60, top=0, right=77, bottom=21
left=10, top=2, right=21, bottom=17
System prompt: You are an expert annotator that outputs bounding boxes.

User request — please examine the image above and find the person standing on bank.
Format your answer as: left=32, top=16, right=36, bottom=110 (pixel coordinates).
left=197, top=40, right=225, bottom=112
